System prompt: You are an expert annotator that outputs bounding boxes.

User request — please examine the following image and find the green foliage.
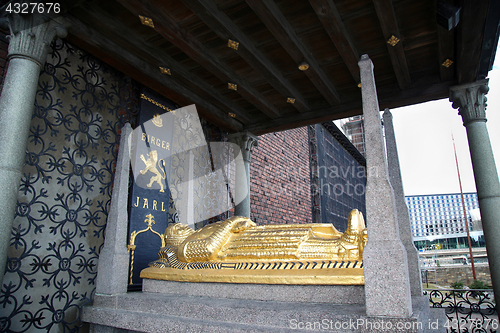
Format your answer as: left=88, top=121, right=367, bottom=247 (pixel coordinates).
left=450, top=281, right=464, bottom=290
left=469, top=280, right=490, bottom=298
left=469, top=279, right=489, bottom=290
left=450, top=281, right=464, bottom=295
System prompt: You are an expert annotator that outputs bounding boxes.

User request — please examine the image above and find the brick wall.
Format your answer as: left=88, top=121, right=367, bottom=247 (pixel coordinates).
left=250, top=127, right=312, bottom=225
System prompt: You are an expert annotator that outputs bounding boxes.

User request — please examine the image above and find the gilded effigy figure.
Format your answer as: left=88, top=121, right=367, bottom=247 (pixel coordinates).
left=142, top=209, right=367, bottom=284
left=151, top=209, right=367, bottom=265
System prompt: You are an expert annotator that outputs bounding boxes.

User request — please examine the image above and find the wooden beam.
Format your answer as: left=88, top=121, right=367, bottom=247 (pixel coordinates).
left=65, top=14, right=244, bottom=132
left=181, top=0, right=309, bottom=113
left=309, top=0, right=360, bottom=83
left=246, top=81, right=451, bottom=135
left=372, top=0, right=411, bottom=89
left=456, top=0, right=490, bottom=83
left=115, top=0, right=281, bottom=119
left=71, top=3, right=253, bottom=125
left=437, top=25, right=455, bottom=82
left=246, top=0, right=341, bottom=105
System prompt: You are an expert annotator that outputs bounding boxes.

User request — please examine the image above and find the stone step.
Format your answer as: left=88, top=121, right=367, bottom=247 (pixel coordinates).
left=83, top=292, right=443, bottom=333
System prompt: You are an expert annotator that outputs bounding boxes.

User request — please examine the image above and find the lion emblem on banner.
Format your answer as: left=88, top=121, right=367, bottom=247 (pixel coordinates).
left=140, top=150, right=166, bottom=193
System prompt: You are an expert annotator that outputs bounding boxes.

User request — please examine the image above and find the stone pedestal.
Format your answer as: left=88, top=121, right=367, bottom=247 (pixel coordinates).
left=450, top=80, right=500, bottom=309
left=383, top=109, right=423, bottom=297
left=358, top=55, right=412, bottom=317
left=228, top=132, right=258, bottom=218
left=0, top=14, right=67, bottom=282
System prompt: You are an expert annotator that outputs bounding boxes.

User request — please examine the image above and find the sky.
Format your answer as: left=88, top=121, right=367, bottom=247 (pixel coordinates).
left=391, top=45, right=500, bottom=196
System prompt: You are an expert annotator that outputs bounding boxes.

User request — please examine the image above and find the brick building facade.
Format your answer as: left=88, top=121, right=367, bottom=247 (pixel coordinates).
left=250, top=127, right=312, bottom=225
left=250, top=122, right=366, bottom=232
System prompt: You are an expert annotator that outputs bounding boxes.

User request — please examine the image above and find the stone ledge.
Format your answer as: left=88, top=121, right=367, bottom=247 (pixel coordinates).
left=143, top=278, right=365, bottom=304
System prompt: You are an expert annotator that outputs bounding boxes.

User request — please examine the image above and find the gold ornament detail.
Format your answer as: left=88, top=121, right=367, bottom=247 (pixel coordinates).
left=228, top=39, right=239, bottom=50
left=387, top=35, right=400, bottom=46
left=142, top=210, right=367, bottom=284
left=298, top=62, right=309, bottom=71
left=160, top=67, right=171, bottom=75
left=152, top=114, right=163, bottom=127
left=139, top=15, right=155, bottom=28
left=228, top=112, right=236, bottom=118
left=287, top=97, right=296, bottom=104
left=128, top=214, right=166, bottom=284
left=442, top=59, right=454, bottom=68
left=228, top=83, right=237, bottom=91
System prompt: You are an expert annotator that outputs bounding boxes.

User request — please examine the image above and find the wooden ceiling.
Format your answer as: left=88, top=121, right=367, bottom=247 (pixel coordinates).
left=61, top=0, right=499, bottom=135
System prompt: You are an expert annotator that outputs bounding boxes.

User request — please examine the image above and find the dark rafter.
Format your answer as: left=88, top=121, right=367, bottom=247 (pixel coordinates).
left=181, top=0, right=309, bottom=113
left=63, top=0, right=499, bottom=135
left=456, top=0, right=489, bottom=84
left=437, top=25, right=455, bottom=82
left=372, top=0, right=411, bottom=89
left=246, top=81, right=451, bottom=135
left=309, top=0, right=360, bottom=83
left=246, top=0, right=341, bottom=105
left=65, top=14, right=244, bottom=132
left=74, top=3, right=254, bottom=125
left=116, top=0, right=281, bottom=119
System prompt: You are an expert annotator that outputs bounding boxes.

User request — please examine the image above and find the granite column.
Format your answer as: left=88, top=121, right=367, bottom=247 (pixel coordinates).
left=229, top=132, right=258, bottom=218
left=450, top=80, right=500, bottom=309
left=0, top=14, right=67, bottom=282
left=383, top=108, right=423, bottom=297
left=359, top=55, right=412, bottom=317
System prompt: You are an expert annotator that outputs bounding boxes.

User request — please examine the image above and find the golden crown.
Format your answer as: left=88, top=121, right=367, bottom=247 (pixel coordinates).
left=152, top=114, right=163, bottom=127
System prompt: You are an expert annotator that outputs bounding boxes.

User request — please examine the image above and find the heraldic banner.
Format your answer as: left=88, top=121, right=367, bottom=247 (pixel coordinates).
left=127, top=87, right=176, bottom=289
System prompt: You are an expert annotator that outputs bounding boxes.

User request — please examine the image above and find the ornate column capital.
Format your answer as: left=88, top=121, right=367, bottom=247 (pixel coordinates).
left=1, top=13, right=68, bottom=68
left=229, top=131, right=258, bottom=163
left=450, top=79, right=489, bottom=126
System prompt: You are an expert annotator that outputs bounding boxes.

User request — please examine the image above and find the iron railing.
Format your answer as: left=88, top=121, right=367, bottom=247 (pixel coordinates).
left=425, top=289, right=497, bottom=332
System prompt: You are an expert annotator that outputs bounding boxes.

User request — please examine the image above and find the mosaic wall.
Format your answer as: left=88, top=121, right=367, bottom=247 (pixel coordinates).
left=0, top=39, right=139, bottom=332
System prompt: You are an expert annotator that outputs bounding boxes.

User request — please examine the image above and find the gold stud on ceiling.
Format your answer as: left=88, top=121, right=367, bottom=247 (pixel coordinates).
left=229, top=112, right=236, bottom=118
left=159, top=67, right=171, bottom=75
left=287, top=97, right=295, bottom=104
left=298, top=62, right=309, bottom=71
left=387, top=35, right=400, bottom=47
left=228, top=83, right=237, bottom=91
left=442, top=59, right=454, bottom=68
left=357, top=83, right=362, bottom=88
left=228, top=39, right=239, bottom=50
left=139, top=15, right=155, bottom=28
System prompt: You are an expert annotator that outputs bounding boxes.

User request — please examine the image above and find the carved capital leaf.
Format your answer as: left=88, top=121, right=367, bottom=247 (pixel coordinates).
left=3, top=14, right=68, bottom=68
left=449, top=80, right=489, bottom=126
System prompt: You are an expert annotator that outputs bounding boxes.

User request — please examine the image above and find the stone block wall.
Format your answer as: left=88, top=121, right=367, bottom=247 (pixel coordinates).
left=250, top=127, right=312, bottom=225
left=423, top=265, right=492, bottom=287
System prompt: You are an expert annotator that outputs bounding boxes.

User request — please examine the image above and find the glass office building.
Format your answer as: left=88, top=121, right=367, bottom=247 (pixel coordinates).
left=405, top=193, right=485, bottom=250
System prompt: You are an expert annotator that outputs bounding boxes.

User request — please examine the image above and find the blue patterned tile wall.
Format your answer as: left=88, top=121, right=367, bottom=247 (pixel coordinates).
left=0, top=39, right=139, bottom=332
